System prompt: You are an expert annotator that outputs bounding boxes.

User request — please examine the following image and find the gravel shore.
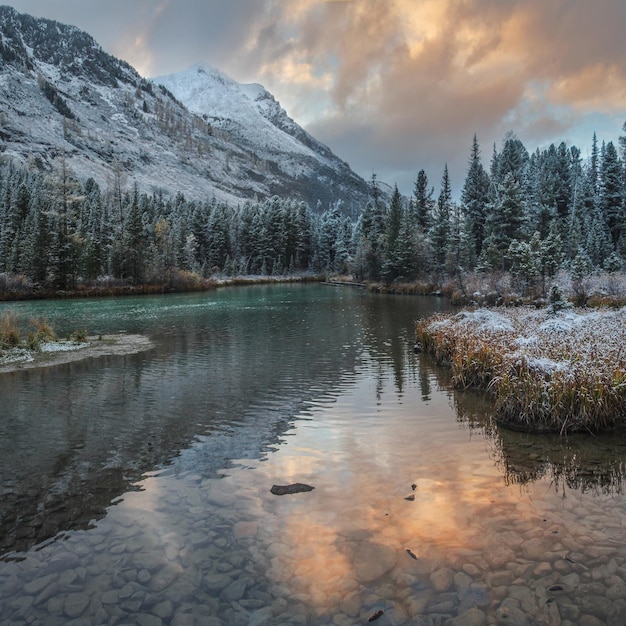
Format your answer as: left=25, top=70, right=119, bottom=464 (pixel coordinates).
left=0, top=334, right=154, bottom=374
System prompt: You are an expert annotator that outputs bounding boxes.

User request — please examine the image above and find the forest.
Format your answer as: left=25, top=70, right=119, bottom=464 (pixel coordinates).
left=1, top=126, right=625, bottom=301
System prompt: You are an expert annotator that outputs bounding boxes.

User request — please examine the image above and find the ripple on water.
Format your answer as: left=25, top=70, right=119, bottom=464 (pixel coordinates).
left=2, top=287, right=626, bottom=625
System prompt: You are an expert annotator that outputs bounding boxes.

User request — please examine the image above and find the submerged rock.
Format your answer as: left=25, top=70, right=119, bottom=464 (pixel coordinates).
left=270, top=483, right=315, bottom=496
left=368, top=608, right=384, bottom=622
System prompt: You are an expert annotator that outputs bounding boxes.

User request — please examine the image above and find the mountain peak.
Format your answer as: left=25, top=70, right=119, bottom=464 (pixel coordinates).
left=0, top=9, right=370, bottom=210
left=0, top=5, right=137, bottom=87
left=155, top=64, right=342, bottom=169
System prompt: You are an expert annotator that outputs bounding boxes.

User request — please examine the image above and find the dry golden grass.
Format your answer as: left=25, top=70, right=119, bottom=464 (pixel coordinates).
left=0, top=311, right=20, bottom=350
left=417, top=307, right=626, bottom=433
left=0, top=313, right=60, bottom=352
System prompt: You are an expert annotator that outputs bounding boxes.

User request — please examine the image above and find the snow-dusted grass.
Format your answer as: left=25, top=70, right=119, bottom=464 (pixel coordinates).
left=416, top=307, right=626, bottom=433
left=0, top=312, right=84, bottom=366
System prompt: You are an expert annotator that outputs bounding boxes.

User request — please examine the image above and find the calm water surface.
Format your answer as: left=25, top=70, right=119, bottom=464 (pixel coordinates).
left=2, top=284, right=626, bottom=625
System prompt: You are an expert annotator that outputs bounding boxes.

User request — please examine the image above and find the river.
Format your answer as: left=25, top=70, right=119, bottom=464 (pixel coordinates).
left=1, top=284, right=626, bottom=625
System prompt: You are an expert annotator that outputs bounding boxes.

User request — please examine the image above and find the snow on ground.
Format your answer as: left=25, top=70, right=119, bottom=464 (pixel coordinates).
left=0, top=335, right=153, bottom=373
left=39, top=341, right=84, bottom=353
left=425, top=306, right=626, bottom=381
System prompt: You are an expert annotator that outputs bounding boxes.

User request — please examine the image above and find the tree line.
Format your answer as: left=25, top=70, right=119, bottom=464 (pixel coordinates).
left=354, top=127, right=626, bottom=295
left=0, top=156, right=353, bottom=290
left=0, top=125, right=625, bottom=294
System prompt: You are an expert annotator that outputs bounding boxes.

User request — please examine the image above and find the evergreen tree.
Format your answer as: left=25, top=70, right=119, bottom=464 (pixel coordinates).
left=393, top=207, right=419, bottom=278
left=483, top=172, right=525, bottom=270
left=585, top=201, right=612, bottom=268
left=206, top=202, right=232, bottom=272
left=20, top=189, right=49, bottom=283
left=430, top=164, right=452, bottom=270
left=293, top=202, right=314, bottom=271
left=461, top=134, right=490, bottom=266
left=49, top=156, right=81, bottom=289
left=381, top=184, right=403, bottom=281
left=589, top=132, right=600, bottom=194
left=122, top=183, right=147, bottom=283
left=599, top=141, right=624, bottom=249
left=507, top=237, right=540, bottom=294
left=413, top=169, right=433, bottom=231
left=353, top=174, right=386, bottom=280
left=494, top=132, right=529, bottom=187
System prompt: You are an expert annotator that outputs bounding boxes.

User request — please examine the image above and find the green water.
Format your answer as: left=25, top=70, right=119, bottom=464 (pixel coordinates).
left=1, top=284, right=626, bottom=625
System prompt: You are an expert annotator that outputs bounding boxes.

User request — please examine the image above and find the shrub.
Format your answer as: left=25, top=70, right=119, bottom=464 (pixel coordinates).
left=72, top=329, right=88, bottom=342
left=0, top=311, right=20, bottom=349
left=31, top=317, right=56, bottom=342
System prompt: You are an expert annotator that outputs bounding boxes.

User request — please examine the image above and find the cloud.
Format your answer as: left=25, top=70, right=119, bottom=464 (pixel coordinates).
left=230, top=0, right=626, bottom=193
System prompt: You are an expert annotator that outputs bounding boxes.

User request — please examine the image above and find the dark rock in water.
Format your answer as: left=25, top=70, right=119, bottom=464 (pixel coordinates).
left=368, top=609, right=384, bottom=622
left=411, top=483, right=417, bottom=491
left=270, top=483, right=315, bottom=496
left=406, top=548, right=418, bottom=560
left=413, top=342, right=422, bottom=353
left=404, top=494, right=415, bottom=501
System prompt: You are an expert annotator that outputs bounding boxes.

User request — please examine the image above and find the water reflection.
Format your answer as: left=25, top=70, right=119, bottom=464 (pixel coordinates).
left=0, top=286, right=446, bottom=557
left=426, top=353, right=626, bottom=496
left=3, top=288, right=626, bottom=625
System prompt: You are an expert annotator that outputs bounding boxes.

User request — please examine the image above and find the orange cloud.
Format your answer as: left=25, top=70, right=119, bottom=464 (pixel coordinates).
left=550, top=63, right=626, bottom=114
left=233, top=0, right=626, bottom=191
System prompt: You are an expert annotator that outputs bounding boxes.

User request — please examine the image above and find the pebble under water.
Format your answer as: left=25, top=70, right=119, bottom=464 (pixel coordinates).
left=1, top=285, right=626, bottom=625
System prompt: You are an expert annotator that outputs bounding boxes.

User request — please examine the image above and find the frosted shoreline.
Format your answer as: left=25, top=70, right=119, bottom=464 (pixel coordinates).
left=0, top=334, right=154, bottom=374
left=417, top=306, right=626, bottom=433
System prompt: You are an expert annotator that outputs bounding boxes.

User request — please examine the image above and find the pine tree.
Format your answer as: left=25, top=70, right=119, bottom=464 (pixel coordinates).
left=506, top=237, right=540, bottom=294
left=122, top=182, right=146, bottom=283
left=49, top=156, right=81, bottom=289
left=393, top=207, right=419, bottom=278
left=206, top=202, right=232, bottom=271
left=381, top=184, right=405, bottom=282
left=430, top=164, right=452, bottom=270
left=599, top=141, right=624, bottom=249
left=494, top=132, right=529, bottom=187
left=589, top=132, right=600, bottom=194
left=293, top=202, right=313, bottom=271
left=20, top=190, right=49, bottom=283
left=483, top=172, right=525, bottom=270
left=413, top=169, right=433, bottom=231
left=461, top=134, right=490, bottom=266
left=354, top=174, right=386, bottom=280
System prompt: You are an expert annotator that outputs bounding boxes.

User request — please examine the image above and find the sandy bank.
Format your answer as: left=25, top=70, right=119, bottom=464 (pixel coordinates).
left=0, top=334, right=154, bottom=374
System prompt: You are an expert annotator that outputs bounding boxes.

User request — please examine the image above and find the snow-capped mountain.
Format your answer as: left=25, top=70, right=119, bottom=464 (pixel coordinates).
left=155, top=64, right=371, bottom=211
left=0, top=6, right=371, bottom=210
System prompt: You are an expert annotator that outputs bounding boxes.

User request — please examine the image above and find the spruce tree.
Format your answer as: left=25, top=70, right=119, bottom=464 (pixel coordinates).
left=599, top=141, right=624, bottom=249
left=483, top=172, right=525, bottom=270
left=413, top=169, right=433, bottom=231
left=430, top=164, right=452, bottom=270
left=461, top=134, right=490, bottom=266
left=381, top=184, right=404, bottom=282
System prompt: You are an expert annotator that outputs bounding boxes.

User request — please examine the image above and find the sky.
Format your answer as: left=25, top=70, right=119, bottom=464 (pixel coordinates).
left=5, top=0, right=626, bottom=197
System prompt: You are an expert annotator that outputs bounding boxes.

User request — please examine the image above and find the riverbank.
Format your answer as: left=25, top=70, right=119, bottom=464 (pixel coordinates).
left=0, top=333, right=154, bottom=374
left=214, top=274, right=324, bottom=287
left=0, top=273, right=217, bottom=302
left=0, top=273, right=328, bottom=302
left=416, top=306, right=626, bottom=434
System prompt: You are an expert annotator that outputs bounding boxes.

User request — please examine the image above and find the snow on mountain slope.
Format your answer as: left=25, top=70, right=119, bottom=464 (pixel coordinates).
left=156, top=65, right=315, bottom=160
left=154, top=64, right=369, bottom=209
left=0, top=7, right=371, bottom=211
